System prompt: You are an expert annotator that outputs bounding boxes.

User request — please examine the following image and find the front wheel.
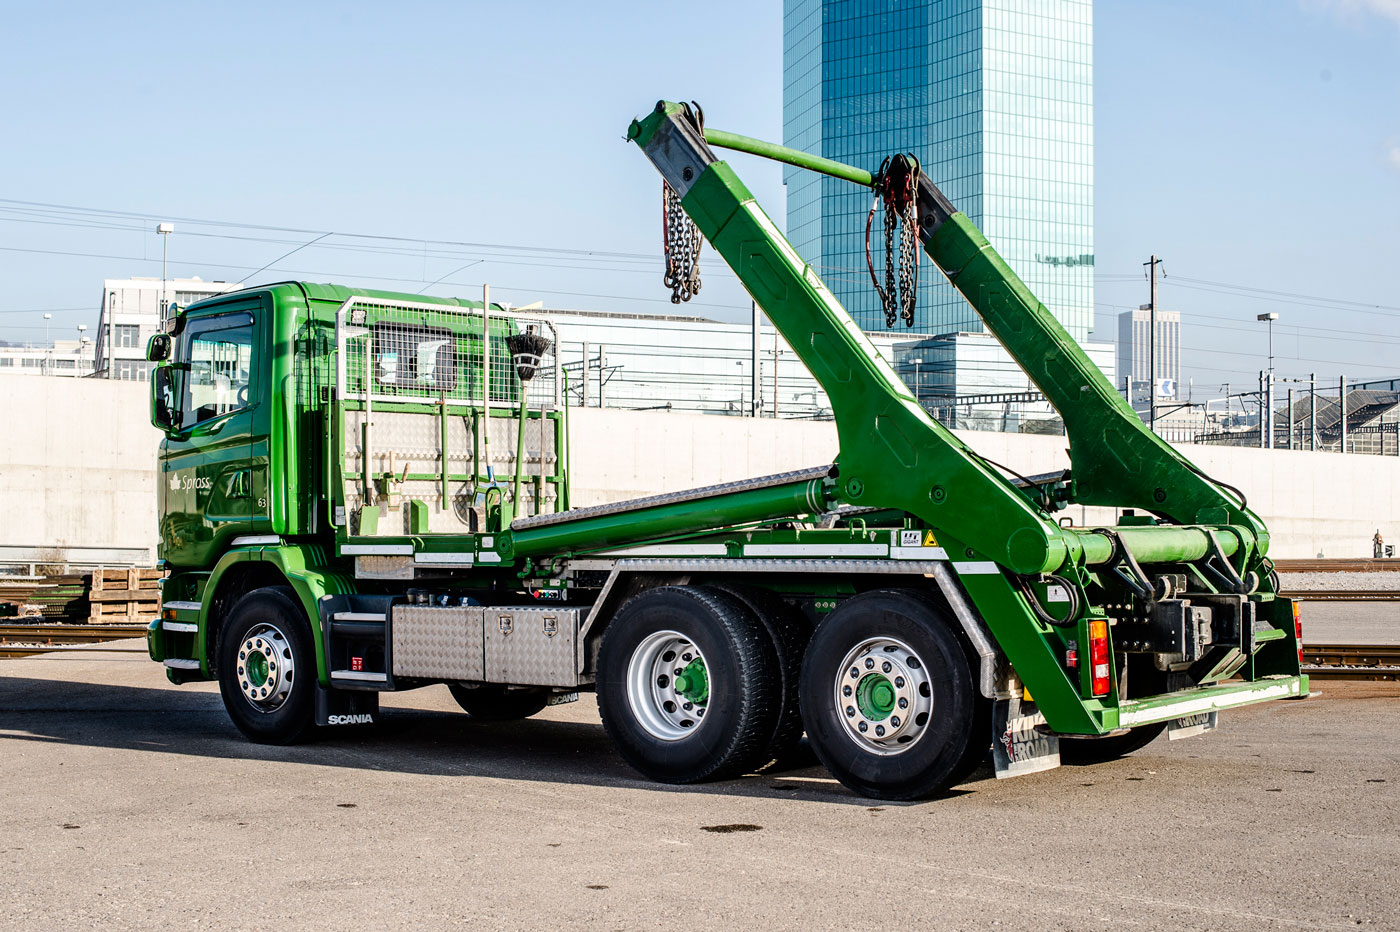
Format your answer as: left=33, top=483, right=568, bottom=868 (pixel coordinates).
left=799, top=590, right=989, bottom=800
left=216, top=586, right=316, bottom=745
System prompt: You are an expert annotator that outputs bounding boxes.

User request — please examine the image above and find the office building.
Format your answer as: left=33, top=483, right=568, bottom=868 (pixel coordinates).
left=95, top=277, right=238, bottom=380
left=783, top=0, right=1102, bottom=418
left=0, top=338, right=97, bottom=377
left=1117, top=306, right=1180, bottom=403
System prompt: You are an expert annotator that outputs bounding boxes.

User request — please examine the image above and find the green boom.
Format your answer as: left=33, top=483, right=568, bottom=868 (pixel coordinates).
left=625, top=102, right=1267, bottom=578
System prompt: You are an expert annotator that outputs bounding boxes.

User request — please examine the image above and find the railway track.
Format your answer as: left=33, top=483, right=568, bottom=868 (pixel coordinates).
left=1303, top=643, right=1400, bottom=681
left=1275, top=558, right=1400, bottom=574
left=0, top=623, right=147, bottom=659
left=1283, top=589, right=1400, bottom=602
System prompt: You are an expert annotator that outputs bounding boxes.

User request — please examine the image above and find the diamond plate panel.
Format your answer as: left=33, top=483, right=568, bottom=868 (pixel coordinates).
left=484, top=607, right=582, bottom=687
left=391, top=605, right=485, bottom=680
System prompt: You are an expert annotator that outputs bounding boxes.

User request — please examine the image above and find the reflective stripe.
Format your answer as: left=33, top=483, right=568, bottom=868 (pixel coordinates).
left=744, top=543, right=889, bottom=557
left=953, top=561, right=1001, bottom=575
left=890, top=546, right=949, bottom=560
left=1118, top=680, right=1300, bottom=727
left=341, top=543, right=414, bottom=556
left=232, top=535, right=279, bottom=546
left=163, top=659, right=200, bottom=670
left=162, top=600, right=201, bottom=612
left=162, top=621, right=197, bottom=633
left=414, top=552, right=474, bottom=565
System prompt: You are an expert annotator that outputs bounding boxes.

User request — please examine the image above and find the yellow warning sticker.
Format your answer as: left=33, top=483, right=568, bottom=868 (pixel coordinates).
left=923, top=530, right=939, bottom=547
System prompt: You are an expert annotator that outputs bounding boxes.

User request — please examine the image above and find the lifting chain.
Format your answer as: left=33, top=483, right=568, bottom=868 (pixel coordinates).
left=662, top=102, right=706, bottom=304
left=864, top=153, right=921, bottom=328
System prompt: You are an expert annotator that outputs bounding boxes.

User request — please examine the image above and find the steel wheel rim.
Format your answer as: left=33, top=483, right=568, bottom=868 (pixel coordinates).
left=237, top=622, right=295, bottom=713
left=833, top=636, right=933, bottom=756
left=626, top=629, right=710, bottom=741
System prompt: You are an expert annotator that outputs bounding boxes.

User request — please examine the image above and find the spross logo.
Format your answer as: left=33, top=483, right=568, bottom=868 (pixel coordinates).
left=168, top=472, right=213, bottom=492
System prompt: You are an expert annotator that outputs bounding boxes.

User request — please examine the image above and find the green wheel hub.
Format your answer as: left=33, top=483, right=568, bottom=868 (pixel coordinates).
left=856, top=673, right=896, bottom=722
left=674, top=658, right=709, bottom=704
left=245, top=651, right=270, bottom=689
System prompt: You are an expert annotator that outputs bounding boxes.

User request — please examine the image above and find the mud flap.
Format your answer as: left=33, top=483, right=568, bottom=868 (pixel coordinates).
left=1167, top=710, right=1218, bottom=740
left=315, top=685, right=380, bottom=726
left=993, top=694, right=1061, bottom=779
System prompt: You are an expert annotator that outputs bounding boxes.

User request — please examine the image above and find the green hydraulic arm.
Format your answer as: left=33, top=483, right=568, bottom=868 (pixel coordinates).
left=623, top=102, right=1290, bottom=733
left=626, top=102, right=1267, bottom=577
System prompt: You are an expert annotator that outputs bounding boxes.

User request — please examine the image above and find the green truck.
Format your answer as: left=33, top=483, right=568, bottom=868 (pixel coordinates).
left=143, top=102, right=1306, bottom=800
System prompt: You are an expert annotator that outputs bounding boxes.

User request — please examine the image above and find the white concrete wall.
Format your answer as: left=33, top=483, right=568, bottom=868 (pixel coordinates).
left=567, top=409, right=1400, bottom=560
left=1, top=377, right=1394, bottom=564
left=0, top=375, right=160, bottom=562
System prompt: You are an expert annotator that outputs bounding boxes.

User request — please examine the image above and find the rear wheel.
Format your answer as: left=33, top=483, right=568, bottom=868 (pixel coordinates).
left=596, top=586, right=778, bottom=783
left=709, top=584, right=811, bottom=769
left=446, top=684, right=550, bottom=721
left=800, top=589, right=989, bottom=800
left=216, top=586, right=316, bottom=745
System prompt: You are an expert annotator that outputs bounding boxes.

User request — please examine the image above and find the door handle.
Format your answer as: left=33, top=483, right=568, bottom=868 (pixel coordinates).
left=228, top=469, right=251, bottom=499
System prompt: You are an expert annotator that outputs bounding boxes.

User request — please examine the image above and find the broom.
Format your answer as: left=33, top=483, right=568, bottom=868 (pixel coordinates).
left=505, top=328, right=553, bottom=516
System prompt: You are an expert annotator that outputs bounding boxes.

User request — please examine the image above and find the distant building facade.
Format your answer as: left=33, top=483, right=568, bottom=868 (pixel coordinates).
left=1117, top=306, right=1181, bottom=404
left=783, top=0, right=1094, bottom=342
left=95, top=277, right=238, bottom=380
left=0, top=338, right=96, bottom=377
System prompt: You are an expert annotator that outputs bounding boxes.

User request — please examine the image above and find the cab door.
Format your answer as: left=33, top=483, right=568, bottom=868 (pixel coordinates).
left=158, top=306, right=260, bottom=568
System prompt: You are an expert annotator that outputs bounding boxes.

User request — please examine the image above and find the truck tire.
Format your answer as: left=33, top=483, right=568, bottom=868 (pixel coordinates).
left=799, top=589, right=989, bottom=800
left=446, top=684, right=550, bottom=721
left=708, top=584, right=811, bottom=770
left=596, top=586, right=779, bottom=784
left=216, top=586, right=316, bottom=745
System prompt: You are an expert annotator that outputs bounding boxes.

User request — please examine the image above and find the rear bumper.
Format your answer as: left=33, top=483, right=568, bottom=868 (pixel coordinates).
left=1116, top=675, right=1308, bottom=729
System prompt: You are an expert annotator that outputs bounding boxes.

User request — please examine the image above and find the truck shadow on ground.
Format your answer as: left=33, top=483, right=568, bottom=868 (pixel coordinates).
left=0, top=675, right=983, bottom=806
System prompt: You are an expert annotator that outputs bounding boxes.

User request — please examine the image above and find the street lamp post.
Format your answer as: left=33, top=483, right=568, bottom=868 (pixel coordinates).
left=157, top=222, right=174, bottom=324
left=1257, top=312, right=1278, bottom=448
left=42, top=312, right=51, bottom=375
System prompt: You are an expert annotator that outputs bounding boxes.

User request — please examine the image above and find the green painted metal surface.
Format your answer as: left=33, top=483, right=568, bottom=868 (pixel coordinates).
left=505, top=474, right=832, bottom=559
left=627, top=100, right=1303, bottom=734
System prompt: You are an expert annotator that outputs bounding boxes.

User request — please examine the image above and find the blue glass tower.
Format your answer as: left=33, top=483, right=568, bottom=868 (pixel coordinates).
left=783, top=0, right=1094, bottom=343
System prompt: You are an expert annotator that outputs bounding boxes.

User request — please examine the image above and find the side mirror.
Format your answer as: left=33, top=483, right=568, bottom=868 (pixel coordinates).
left=147, top=333, right=172, bottom=362
left=152, top=366, right=178, bottom=432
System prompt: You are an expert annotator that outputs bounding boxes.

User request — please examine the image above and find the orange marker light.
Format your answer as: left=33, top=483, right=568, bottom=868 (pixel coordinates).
left=1088, top=619, right=1111, bottom=697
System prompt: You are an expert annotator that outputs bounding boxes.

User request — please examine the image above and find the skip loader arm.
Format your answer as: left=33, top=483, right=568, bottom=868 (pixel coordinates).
left=627, top=102, right=1299, bottom=735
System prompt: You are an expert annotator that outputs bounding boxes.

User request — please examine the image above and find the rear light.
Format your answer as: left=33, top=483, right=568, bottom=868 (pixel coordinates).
left=1088, top=619, right=1111, bottom=697
left=1293, top=601, right=1303, bottom=664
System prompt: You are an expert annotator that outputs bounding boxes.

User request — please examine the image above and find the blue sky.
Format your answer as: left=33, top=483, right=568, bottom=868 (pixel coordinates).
left=1, top=0, right=1397, bottom=397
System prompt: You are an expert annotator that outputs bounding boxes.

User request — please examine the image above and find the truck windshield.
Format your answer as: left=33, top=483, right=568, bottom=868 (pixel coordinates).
left=181, top=313, right=254, bottom=429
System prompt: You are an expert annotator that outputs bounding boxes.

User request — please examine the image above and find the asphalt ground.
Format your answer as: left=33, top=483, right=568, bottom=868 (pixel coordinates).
left=1, top=645, right=1397, bottom=931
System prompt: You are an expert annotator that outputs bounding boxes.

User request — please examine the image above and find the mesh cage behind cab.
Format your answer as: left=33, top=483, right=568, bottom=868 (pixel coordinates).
left=371, top=322, right=457, bottom=394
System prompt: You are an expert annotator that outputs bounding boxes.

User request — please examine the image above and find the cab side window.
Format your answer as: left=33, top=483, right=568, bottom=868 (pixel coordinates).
left=180, top=313, right=255, bottom=429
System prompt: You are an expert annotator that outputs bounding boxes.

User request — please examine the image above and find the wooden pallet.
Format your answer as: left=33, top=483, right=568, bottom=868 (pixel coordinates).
left=89, top=600, right=160, bottom=624
left=86, top=568, right=163, bottom=624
